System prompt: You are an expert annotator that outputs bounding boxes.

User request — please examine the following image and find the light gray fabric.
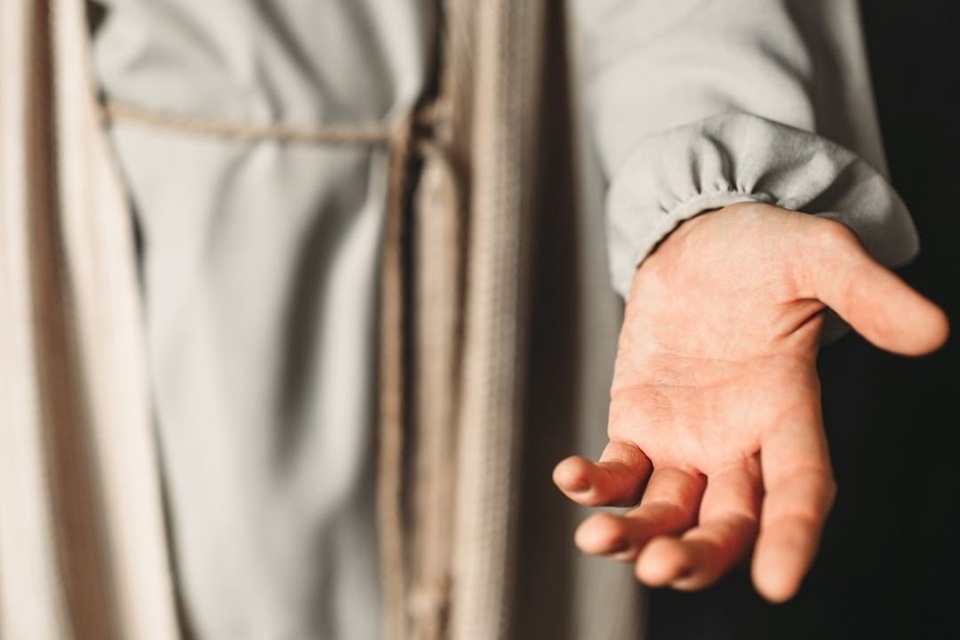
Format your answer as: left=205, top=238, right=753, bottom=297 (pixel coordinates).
left=571, top=0, right=916, bottom=308
left=92, top=1, right=432, bottom=638
left=87, top=0, right=915, bottom=638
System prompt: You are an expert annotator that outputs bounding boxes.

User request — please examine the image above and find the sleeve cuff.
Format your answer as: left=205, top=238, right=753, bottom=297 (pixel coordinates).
left=605, top=113, right=920, bottom=319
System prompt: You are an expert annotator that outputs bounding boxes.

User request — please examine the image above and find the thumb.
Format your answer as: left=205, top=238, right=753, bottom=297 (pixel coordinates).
left=809, top=224, right=949, bottom=356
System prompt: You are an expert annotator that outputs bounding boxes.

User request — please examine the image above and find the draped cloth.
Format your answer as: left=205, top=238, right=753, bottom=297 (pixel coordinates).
left=1, top=0, right=585, bottom=638
left=0, top=0, right=179, bottom=637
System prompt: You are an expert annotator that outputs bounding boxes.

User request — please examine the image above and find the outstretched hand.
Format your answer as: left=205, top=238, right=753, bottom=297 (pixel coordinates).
left=553, top=203, right=949, bottom=602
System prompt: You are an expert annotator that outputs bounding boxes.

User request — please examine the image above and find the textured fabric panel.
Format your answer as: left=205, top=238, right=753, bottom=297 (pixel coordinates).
left=0, top=1, right=75, bottom=635
left=2, top=0, right=179, bottom=637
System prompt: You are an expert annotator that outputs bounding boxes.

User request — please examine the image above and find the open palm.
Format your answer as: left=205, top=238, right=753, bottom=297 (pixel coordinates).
left=554, top=203, right=948, bottom=602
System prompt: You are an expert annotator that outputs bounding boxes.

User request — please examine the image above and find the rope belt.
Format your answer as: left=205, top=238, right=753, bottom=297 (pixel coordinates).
left=99, top=101, right=393, bottom=145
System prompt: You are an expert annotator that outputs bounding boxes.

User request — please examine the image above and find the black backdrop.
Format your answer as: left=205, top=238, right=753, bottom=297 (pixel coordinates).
left=648, top=2, right=960, bottom=638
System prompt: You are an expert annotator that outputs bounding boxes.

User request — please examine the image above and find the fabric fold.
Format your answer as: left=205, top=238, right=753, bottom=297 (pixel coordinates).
left=605, top=112, right=919, bottom=303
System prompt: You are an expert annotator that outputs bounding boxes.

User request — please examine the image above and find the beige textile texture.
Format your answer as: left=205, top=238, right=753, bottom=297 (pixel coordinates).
left=449, top=0, right=547, bottom=637
left=0, top=0, right=178, bottom=638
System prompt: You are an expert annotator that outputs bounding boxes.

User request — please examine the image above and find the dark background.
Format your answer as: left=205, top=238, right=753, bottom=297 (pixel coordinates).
left=649, top=2, right=960, bottom=638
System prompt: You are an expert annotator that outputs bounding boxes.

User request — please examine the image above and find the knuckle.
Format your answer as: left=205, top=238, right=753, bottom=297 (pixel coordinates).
left=812, top=217, right=859, bottom=254
left=824, top=478, right=839, bottom=507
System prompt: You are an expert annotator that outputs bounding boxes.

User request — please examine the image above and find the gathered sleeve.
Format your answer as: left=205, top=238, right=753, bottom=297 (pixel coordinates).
left=570, top=0, right=919, bottom=304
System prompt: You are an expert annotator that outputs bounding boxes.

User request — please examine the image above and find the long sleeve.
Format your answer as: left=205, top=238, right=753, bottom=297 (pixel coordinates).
left=571, top=0, right=918, bottom=309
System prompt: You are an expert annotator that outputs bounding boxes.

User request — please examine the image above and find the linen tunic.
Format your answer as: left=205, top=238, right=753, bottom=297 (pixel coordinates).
left=92, top=1, right=433, bottom=638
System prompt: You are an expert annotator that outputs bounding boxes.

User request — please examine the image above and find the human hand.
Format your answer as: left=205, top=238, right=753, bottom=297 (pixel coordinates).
left=553, top=203, right=949, bottom=602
